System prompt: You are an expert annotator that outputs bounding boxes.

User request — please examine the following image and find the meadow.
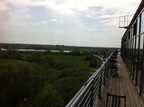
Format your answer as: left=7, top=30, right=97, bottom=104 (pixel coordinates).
left=0, top=48, right=104, bottom=107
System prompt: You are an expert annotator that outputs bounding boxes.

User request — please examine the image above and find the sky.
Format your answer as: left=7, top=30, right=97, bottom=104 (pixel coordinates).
left=0, top=0, right=142, bottom=47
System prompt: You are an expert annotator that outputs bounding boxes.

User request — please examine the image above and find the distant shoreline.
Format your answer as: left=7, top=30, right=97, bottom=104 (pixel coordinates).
left=0, top=42, right=120, bottom=49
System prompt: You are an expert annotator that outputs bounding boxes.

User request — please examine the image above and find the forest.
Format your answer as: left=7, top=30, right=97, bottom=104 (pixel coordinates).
left=0, top=45, right=114, bottom=107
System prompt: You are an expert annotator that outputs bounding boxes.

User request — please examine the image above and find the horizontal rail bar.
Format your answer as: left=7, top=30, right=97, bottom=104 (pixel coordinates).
left=66, top=51, right=116, bottom=107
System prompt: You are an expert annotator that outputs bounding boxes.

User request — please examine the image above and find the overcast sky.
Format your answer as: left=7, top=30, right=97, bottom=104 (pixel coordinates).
left=0, top=0, right=142, bottom=47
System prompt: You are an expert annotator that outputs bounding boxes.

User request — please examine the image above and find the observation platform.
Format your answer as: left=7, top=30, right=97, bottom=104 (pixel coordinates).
left=95, top=55, right=144, bottom=107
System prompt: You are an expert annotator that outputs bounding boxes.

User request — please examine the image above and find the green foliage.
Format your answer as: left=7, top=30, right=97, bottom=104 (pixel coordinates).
left=0, top=56, right=92, bottom=107
left=0, top=49, right=104, bottom=107
left=84, top=54, right=102, bottom=68
left=89, top=59, right=97, bottom=68
left=6, top=48, right=17, bottom=58
left=84, top=54, right=94, bottom=61
left=0, top=63, right=34, bottom=107
left=23, top=55, right=34, bottom=62
left=54, top=55, right=89, bottom=68
left=71, top=49, right=81, bottom=56
left=0, top=45, right=114, bottom=107
left=55, top=77, right=80, bottom=105
left=43, top=55, right=55, bottom=67
left=13, top=52, right=23, bottom=59
left=0, top=60, right=62, bottom=107
left=55, top=67, right=91, bottom=105
left=32, top=52, right=43, bottom=64
left=0, top=48, right=17, bottom=59
left=35, top=85, right=63, bottom=107
left=54, top=61, right=73, bottom=70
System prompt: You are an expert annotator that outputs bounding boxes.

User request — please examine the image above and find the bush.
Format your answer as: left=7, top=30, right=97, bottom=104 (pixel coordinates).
left=54, top=61, right=73, bottom=70
left=0, top=63, right=34, bottom=107
left=89, top=59, right=97, bottom=68
left=43, top=55, right=55, bottom=67
left=35, top=85, right=63, bottom=107
left=55, top=67, right=91, bottom=105
left=23, top=55, right=33, bottom=62
left=84, top=54, right=94, bottom=61
left=71, top=49, right=81, bottom=56
left=13, top=52, right=22, bottom=60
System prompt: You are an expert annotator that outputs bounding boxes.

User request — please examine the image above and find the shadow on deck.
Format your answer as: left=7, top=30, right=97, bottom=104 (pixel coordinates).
left=95, top=55, right=144, bottom=107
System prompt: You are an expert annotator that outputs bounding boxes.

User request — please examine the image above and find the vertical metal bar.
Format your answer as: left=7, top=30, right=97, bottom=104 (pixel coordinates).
left=106, top=93, right=108, bottom=107
left=139, top=14, right=143, bottom=95
left=136, top=34, right=140, bottom=85
left=103, top=65, right=107, bottom=85
left=115, top=97, right=117, bottom=107
left=132, top=36, right=136, bottom=80
left=118, top=97, right=121, bottom=107
left=103, top=52, right=107, bottom=85
left=106, top=63, right=109, bottom=78
left=124, top=96, right=126, bottom=107
left=112, top=96, right=114, bottom=107
left=140, top=33, right=144, bottom=95
left=98, top=72, right=102, bottom=99
left=90, top=81, right=94, bottom=107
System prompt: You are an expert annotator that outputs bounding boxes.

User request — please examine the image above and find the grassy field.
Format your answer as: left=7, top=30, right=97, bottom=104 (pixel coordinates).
left=0, top=55, right=92, bottom=106
left=0, top=58, right=25, bottom=64
left=53, top=55, right=89, bottom=67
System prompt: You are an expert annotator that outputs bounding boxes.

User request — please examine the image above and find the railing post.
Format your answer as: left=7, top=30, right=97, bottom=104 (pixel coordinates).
left=105, top=63, right=108, bottom=78
left=103, top=65, right=107, bottom=85
left=103, top=51, right=107, bottom=85
left=90, top=80, right=94, bottom=106
left=98, top=72, right=102, bottom=99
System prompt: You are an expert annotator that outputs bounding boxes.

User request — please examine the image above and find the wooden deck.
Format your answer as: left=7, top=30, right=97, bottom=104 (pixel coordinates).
left=95, top=55, right=144, bottom=107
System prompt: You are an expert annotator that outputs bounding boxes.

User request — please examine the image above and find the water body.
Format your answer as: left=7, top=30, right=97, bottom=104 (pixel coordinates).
left=1, top=48, right=72, bottom=53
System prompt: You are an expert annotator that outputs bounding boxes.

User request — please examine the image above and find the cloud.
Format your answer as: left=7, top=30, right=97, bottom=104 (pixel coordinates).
left=33, top=18, right=63, bottom=26
left=0, top=1, right=9, bottom=11
left=1, top=0, right=141, bottom=27
left=2, top=0, right=141, bottom=15
left=50, top=18, right=58, bottom=22
left=33, top=21, right=48, bottom=25
left=88, top=28, right=97, bottom=31
left=0, top=0, right=142, bottom=47
left=50, top=18, right=63, bottom=23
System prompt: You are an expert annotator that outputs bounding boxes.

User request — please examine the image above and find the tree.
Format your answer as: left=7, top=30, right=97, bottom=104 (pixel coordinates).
left=54, top=67, right=91, bottom=105
left=35, top=85, right=63, bottom=107
left=84, top=54, right=94, bottom=61
left=6, top=48, right=17, bottom=58
left=89, top=59, right=97, bottom=68
left=71, top=49, right=81, bottom=56
left=43, top=55, right=55, bottom=67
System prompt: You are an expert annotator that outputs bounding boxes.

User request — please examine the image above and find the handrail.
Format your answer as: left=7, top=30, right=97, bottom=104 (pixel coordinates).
left=66, top=51, right=116, bottom=107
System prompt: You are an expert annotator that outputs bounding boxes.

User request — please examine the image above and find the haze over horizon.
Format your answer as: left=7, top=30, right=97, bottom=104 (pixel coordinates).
left=0, top=0, right=142, bottom=47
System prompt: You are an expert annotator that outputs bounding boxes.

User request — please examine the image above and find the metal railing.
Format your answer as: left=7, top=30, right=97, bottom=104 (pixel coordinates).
left=66, top=51, right=117, bottom=107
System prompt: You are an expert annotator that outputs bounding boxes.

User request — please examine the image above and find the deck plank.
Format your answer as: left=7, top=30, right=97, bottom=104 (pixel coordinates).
left=118, top=59, right=131, bottom=107
left=95, top=55, right=144, bottom=107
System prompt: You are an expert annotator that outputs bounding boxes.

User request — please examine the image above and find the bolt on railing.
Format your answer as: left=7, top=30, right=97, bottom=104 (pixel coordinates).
left=66, top=51, right=117, bottom=107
